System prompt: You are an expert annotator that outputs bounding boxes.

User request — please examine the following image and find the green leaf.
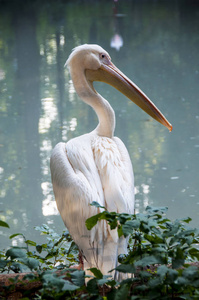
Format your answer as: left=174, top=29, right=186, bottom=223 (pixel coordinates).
left=188, top=247, right=199, bottom=260
left=24, top=273, right=37, bottom=281
left=42, top=272, right=65, bottom=292
left=115, top=264, right=135, bottom=273
left=25, top=240, right=37, bottom=246
left=36, top=244, right=43, bottom=253
left=166, top=268, right=178, bottom=282
left=0, top=259, right=7, bottom=269
left=10, top=262, right=22, bottom=273
left=97, top=275, right=112, bottom=286
left=151, top=246, right=167, bottom=255
left=122, top=220, right=140, bottom=236
left=26, top=258, right=39, bottom=270
left=180, top=216, right=192, bottom=224
left=182, top=266, right=198, bottom=279
left=148, top=277, right=162, bottom=288
left=117, top=225, right=123, bottom=238
left=89, top=267, right=103, bottom=279
left=156, top=265, right=170, bottom=280
left=140, top=222, right=150, bottom=234
left=9, top=233, right=24, bottom=239
left=62, top=280, right=80, bottom=291
left=6, top=248, right=26, bottom=259
left=135, top=255, right=162, bottom=267
left=115, top=284, right=129, bottom=300
left=172, top=247, right=185, bottom=269
left=86, top=278, right=98, bottom=295
left=90, top=201, right=106, bottom=209
left=118, top=213, right=132, bottom=224
left=67, top=240, right=78, bottom=254
left=146, top=206, right=168, bottom=213
left=109, top=218, right=118, bottom=230
left=106, top=279, right=117, bottom=288
left=86, top=212, right=103, bottom=230
left=158, top=218, right=171, bottom=224
left=139, top=270, right=152, bottom=279
left=0, top=220, right=10, bottom=228
left=177, top=276, right=188, bottom=286
left=172, top=257, right=185, bottom=269
left=144, top=234, right=164, bottom=244
left=71, top=270, right=85, bottom=286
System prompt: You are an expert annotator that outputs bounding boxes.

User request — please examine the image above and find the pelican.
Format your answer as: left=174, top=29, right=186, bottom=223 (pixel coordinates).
left=50, top=44, right=172, bottom=281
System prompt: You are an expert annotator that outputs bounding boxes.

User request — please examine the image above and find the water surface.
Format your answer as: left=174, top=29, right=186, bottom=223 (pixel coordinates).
left=0, top=0, right=199, bottom=248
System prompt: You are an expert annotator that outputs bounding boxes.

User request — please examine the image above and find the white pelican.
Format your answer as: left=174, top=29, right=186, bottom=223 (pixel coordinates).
left=50, top=44, right=172, bottom=281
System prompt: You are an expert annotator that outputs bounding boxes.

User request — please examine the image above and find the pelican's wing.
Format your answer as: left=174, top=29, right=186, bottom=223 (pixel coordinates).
left=50, top=138, right=106, bottom=269
left=113, top=136, right=135, bottom=214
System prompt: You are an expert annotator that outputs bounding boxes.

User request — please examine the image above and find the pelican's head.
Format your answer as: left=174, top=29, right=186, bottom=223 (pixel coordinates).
left=66, top=44, right=110, bottom=71
left=66, top=44, right=172, bottom=131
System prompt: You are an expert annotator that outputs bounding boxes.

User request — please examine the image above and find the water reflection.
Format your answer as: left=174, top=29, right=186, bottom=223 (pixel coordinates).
left=110, top=1, right=124, bottom=51
left=0, top=1, right=199, bottom=249
left=39, top=98, right=58, bottom=134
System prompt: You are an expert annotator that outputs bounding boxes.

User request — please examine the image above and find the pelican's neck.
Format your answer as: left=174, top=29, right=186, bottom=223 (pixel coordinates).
left=70, top=67, right=115, bottom=138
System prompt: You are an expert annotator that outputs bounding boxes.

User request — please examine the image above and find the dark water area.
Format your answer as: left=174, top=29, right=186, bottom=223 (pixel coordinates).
left=0, top=0, right=199, bottom=248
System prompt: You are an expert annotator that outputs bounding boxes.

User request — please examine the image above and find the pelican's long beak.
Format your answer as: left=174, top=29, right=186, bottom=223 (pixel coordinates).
left=86, top=62, right=172, bottom=131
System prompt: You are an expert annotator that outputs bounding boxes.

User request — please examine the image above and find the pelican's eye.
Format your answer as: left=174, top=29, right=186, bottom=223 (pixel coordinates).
left=99, top=53, right=111, bottom=65
left=100, top=53, right=106, bottom=60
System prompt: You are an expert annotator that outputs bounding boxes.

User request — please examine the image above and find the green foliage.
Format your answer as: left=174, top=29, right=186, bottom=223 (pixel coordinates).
left=86, top=203, right=199, bottom=299
left=0, top=224, right=79, bottom=275
left=1, top=206, right=199, bottom=299
left=0, top=220, right=10, bottom=228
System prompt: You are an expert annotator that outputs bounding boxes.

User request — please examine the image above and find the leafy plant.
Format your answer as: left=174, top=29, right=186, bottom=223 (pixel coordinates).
left=86, top=203, right=199, bottom=299
left=0, top=224, right=79, bottom=275
left=1, top=205, right=199, bottom=299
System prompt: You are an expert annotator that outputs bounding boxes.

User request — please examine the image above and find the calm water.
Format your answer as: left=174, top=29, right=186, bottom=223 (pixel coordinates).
left=0, top=1, right=199, bottom=249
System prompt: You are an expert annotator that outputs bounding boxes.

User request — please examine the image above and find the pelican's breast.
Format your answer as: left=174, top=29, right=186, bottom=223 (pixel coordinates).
left=92, top=136, right=134, bottom=214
